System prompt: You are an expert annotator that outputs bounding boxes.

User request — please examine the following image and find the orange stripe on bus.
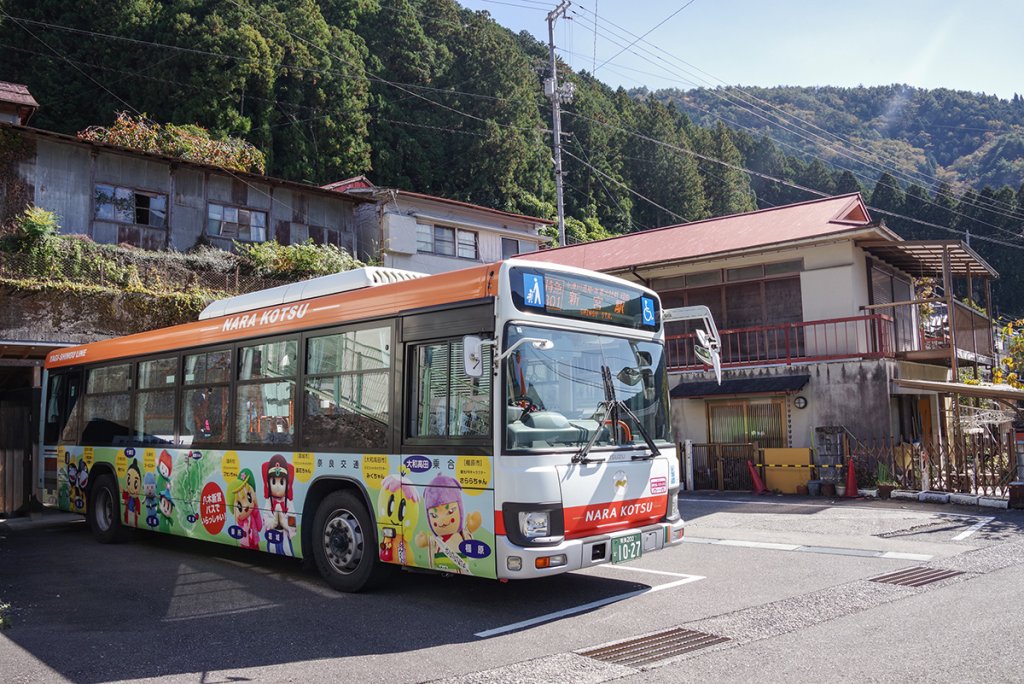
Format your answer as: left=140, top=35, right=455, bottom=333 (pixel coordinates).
left=46, top=264, right=499, bottom=369
left=494, top=510, right=506, bottom=537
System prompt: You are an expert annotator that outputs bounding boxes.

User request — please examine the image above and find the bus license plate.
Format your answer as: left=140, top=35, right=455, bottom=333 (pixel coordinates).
left=611, top=532, right=642, bottom=564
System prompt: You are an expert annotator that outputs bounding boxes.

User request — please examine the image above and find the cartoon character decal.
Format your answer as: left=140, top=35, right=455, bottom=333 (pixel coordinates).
left=143, top=471, right=159, bottom=528
left=377, top=473, right=420, bottom=565
left=122, top=459, right=142, bottom=527
left=158, top=486, right=175, bottom=531
left=157, top=450, right=173, bottom=481
left=74, top=459, right=89, bottom=512
left=262, top=454, right=295, bottom=556
left=415, top=475, right=482, bottom=573
left=227, top=468, right=262, bottom=550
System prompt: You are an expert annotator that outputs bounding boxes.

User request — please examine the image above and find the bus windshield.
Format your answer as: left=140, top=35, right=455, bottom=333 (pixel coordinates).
left=504, top=324, right=670, bottom=452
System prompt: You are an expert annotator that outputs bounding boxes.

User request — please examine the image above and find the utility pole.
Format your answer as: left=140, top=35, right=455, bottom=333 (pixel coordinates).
left=546, top=1, right=574, bottom=247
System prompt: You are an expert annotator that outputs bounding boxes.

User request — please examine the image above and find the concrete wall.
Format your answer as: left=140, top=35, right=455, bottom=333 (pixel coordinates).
left=671, top=358, right=899, bottom=448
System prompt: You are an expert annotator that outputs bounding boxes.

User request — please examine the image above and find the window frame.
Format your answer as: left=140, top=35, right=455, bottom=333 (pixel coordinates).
left=178, top=346, right=233, bottom=449
left=207, top=201, right=268, bottom=242
left=403, top=336, right=493, bottom=450
left=80, top=361, right=134, bottom=446
left=301, top=320, right=396, bottom=453
left=415, top=222, right=479, bottom=261
left=132, top=353, right=180, bottom=447
left=93, top=183, right=168, bottom=229
left=234, top=334, right=299, bottom=449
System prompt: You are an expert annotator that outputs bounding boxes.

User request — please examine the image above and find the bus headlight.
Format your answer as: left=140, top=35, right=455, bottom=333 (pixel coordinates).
left=519, top=511, right=550, bottom=539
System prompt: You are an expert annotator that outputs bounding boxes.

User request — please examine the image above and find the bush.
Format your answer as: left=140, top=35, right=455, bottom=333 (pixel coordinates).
left=235, top=240, right=362, bottom=279
left=16, top=206, right=59, bottom=242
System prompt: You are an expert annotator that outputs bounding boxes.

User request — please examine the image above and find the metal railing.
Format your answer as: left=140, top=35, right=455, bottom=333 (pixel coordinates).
left=667, top=314, right=895, bottom=371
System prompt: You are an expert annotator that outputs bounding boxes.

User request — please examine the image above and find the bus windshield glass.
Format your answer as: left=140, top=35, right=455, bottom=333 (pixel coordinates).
left=504, top=324, right=669, bottom=452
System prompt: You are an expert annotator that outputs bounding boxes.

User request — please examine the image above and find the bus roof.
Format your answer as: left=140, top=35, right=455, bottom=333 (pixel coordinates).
left=46, top=263, right=499, bottom=369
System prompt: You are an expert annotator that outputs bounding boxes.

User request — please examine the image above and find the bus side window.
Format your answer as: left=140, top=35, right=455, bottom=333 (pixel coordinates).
left=81, top=364, right=132, bottom=445
left=303, top=326, right=391, bottom=451
left=236, top=339, right=297, bottom=447
left=409, top=338, right=491, bottom=440
left=181, top=349, right=231, bottom=447
left=45, top=372, right=82, bottom=444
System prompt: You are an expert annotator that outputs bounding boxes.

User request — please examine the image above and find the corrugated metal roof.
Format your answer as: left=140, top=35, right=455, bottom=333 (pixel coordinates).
left=857, top=240, right=997, bottom=278
left=0, top=81, right=38, bottom=108
left=519, top=194, right=886, bottom=272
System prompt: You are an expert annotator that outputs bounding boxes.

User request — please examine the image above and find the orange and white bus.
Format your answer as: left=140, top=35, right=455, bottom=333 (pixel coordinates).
left=40, top=260, right=684, bottom=591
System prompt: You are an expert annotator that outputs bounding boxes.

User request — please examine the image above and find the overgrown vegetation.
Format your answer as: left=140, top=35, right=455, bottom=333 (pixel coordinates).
left=235, top=239, right=363, bottom=279
left=78, top=112, right=266, bottom=174
left=0, top=601, right=11, bottom=630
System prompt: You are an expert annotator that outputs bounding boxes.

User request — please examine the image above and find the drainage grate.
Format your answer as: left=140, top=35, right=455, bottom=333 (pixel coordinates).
left=579, top=627, right=730, bottom=667
left=869, top=566, right=964, bottom=587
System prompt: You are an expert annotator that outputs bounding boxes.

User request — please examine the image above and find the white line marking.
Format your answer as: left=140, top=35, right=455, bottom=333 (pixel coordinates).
left=717, top=539, right=803, bottom=551
left=880, top=552, right=934, bottom=561
left=602, top=565, right=697, bottom=578
left=474, top=574, right=705, bottom=638
left=682, top=497, right=989, bottom=519
left=951, top=516, right=995, bottom=541
left=683, top=536, right=932, bottom=562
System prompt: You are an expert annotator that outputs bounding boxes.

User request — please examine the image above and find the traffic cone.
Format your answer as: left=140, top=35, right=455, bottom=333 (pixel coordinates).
left=844, top=456, right=858, bottom=498
left=747, top=460, right=767, bottom=495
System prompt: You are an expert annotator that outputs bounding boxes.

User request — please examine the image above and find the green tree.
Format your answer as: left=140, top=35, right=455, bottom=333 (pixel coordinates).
left=702, top=122, right=756, bottom=216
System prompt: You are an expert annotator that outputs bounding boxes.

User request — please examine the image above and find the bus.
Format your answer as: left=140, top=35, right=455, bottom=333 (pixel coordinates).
left=40, top=260, right=685, bottom=591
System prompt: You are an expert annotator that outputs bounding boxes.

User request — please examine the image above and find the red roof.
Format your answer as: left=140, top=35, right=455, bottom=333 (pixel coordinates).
left=517, top=194, right=889, bottom=272
left=0, top=81, right=38, bottom=108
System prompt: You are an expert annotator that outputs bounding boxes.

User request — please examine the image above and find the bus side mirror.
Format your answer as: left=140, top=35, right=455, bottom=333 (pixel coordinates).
left=464, top=335, right=484, bottom=378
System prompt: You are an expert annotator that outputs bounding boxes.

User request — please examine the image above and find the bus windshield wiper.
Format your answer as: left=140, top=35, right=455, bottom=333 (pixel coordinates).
left=572, top=367, right=661, bottom=464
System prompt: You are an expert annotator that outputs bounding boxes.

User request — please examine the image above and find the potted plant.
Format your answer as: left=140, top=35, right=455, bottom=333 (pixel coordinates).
left=876, top=463, right=897, bottom=500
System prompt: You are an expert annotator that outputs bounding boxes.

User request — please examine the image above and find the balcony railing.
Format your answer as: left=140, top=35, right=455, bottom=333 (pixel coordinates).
left=667, top=303, right=995, bottom=372
left=667, top=314, right=895, bottom=371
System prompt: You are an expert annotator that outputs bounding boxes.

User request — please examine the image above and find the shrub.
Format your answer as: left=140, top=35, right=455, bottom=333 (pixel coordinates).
left=235, top=240, right=362, bottom=279
left=16, top=206, right=59, bottom=242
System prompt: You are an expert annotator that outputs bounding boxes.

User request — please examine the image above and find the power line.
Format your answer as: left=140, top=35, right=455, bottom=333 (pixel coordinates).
left=567, top=7, right=1024, bottom=222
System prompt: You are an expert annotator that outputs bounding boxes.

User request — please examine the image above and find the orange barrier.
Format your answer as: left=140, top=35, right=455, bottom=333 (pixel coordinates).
left=747, top=460, right=768, bottom=495
left=844, top=456, right=858, bottom=498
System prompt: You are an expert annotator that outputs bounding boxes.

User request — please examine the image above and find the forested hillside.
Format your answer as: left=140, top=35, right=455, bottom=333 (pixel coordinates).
left=1, top=1, right=1023, bottom=313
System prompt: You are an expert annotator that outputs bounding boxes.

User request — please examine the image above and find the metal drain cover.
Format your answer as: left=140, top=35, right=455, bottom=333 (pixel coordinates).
left=869, top=566, right=964, bottom=587
left=579, top=627, right=730, bottom=666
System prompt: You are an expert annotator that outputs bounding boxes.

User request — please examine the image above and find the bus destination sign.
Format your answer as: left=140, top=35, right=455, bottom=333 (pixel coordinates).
left=513, top=268, right=659, bottom=330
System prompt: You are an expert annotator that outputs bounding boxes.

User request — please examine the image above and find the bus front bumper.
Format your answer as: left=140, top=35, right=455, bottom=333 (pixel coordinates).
left=495, top=518, right=685, bottom=580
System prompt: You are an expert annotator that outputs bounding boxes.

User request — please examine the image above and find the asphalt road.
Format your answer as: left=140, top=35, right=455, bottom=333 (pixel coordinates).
left=2, top=493, right=1023, bottom=683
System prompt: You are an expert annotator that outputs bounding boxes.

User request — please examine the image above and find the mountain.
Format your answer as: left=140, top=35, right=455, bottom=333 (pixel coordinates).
left=653, top=84, right=1024, bottom=192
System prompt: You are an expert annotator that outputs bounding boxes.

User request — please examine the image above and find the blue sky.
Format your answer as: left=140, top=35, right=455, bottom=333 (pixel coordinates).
left=458, top=1, right=1022, bottom=99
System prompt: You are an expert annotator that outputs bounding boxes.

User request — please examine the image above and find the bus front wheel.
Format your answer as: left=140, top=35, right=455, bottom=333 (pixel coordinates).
left=89, top=473, right=128, bottom=543
left=312, top=490, right=393, bottom=592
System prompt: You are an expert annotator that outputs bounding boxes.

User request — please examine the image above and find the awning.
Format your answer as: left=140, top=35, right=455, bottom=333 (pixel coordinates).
left=857, top=240, right=997, bottom=278
left=894, top=378, right=1024, bottom=403
left=671, top=374, right=811, bottom=399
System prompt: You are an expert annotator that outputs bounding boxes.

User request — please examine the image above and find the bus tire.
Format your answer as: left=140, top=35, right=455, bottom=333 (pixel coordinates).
left=89, top=473, right=127, bottom=543
left=312, top=490, right=393, bottom=592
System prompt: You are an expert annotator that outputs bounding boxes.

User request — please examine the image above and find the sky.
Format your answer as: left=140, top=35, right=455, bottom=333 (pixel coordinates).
left=458, top=0, right=1022, bottom=100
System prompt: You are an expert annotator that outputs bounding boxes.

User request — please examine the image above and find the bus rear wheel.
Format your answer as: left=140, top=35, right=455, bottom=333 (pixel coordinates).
left=312, top=490, right=393, bottom=592
left=89, top=473, right=128, bottom=543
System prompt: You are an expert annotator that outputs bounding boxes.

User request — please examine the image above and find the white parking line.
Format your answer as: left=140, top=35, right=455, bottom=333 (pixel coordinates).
left=951, top=516, right=995, bottom=541
left=682, top=497, right=990, bottom=519
left=474, top=571, right=705, bottom=638
left=682, top=536, right=933, bottom=562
